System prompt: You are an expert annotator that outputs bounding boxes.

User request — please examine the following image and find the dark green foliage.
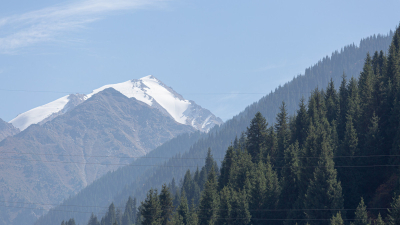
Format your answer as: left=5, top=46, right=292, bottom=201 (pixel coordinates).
left=139, top=189, right=161, bottom=225
left=387, top=195, right=400, bottom=225
left=279, top=142, right=301, bottom=220
left=375, top=213, right=385, bottom=225
left=250, top=160, right=280, bottom=225
left=160, top=184, right=174, bottom=225
left=303, top=131, right=344, bottom=225
left=64, top=28, right=400, bottom=225
left=198, top=166, right=219, bottom=225
left=331, top=212, right=344, bottom=225
left=352, top=198, right=370, bottom=225
left=325, top=79, right=339, bottom=124
left=177, top=191, right=189, bottom=225
left=275, top=102, right=290, bottom=172
left=246, top=112, right=267, bottom=162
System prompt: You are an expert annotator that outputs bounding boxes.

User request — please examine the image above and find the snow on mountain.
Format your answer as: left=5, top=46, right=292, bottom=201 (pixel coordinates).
left=10, top=95, right=70, bottom=131
left=10, top=75, right=222, bottom=132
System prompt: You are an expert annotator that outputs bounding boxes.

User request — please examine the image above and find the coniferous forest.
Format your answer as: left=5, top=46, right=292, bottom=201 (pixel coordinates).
left=36, top=27, right=394, bottom=225
left=61, top=25, right=400, bottom=225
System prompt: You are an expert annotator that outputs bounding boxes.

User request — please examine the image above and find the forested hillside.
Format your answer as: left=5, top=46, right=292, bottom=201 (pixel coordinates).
left=86, top=25, right=400, bottom=225
left=36, top=31, right=394, bottom=225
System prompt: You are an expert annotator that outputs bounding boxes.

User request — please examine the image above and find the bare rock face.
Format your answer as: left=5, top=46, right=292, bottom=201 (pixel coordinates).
left=0, top=88, right=195, bottom=225
left=0, top=119, right=19, bottom=142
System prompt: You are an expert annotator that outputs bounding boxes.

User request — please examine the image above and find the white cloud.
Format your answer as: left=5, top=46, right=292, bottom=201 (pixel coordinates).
left=0, top=0, right=167, bottom=53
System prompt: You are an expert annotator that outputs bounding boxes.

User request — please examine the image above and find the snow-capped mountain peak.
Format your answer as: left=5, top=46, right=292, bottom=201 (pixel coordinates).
left=10, top=76, right=222, bottom=132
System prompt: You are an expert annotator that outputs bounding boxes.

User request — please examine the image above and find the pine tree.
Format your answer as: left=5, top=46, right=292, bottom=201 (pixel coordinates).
left=246, top=112, right=268, bottom=162
left=88, top=214, right=100, bottom=225
left=217, top=186, right=232, bottom=225
left=160, top=184, right=173, bottom=225
left=66, top=218, right=76, bottom=225
left=325, top=78, right=339, bottom=124
left=352, top=198, right=370, bottom=225
left=387, top=195, right=400, bottom=225
left=140, top=189, right=162, bottom=225
left=279, top=142, right=301, bottom=220
left=250, top=159, right=280, bottom=225
left=219, top=145, right=236, bottom=190
left=338, top=74, right=349, bottom=141
left=337, top=115, right=360, bottom=211
left=198, top=166, right=219, bottom=225
left=275, top=102, right=290, bottom=172
left=103, top=203, right=116, bottom=225
left=177, top=191, right=189, bottom=225
left=122, top=197, right=136, bottom=225
left=230, top=189, right=251, bottom=225
left=359, top=53, right=375, bottom=135
left=375, top=213, right=385, bottom=225
left=265, top=126, right=278, bottom=160
left=293, top=97, right=309, bottom=149
left=228, top=149, right=253, bottom=191
left=304, top=134, right=344, bottom=225
left=188, top=200, right=199, bottom=225
left=331, top=212, right=344, bottom=225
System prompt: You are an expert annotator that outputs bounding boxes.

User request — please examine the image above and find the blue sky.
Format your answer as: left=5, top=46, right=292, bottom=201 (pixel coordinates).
left=1, top=0, right=399, bottom=122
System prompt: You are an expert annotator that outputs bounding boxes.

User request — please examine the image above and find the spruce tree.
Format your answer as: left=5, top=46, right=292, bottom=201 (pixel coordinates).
left=103, top=203, right=116, bottom=225
left=338, top=74, right=349, bottom=141
left=325, top=78, right=339, bottom=124
left=88, top=213, right=100, bottom=225
left=140, top=189, right=162, bottom=225
left=352, top=198, right=370, bottom=225
left=188, top=200, right=199, bottom=225
left=280, top=142, right=301, bottom=220
left=359, top=53, right=375, bottom=135
left=338, top=115, right=360, bottom=211
left=275, top=102, right=290, bottom=172
left=160, top=184, right=173, bottom=225
left=387, top=195, right=400, bottom=225
left=375, top=213, right=385, bottom=225
left=331, top=212, right=344, bottom=225
left=294, top=97, right=309, bottom=149
left=219, top=145, right=236, bottom=190
left=177, top=191, right=189, bottom=225
left=250, top=159, right=280, bottom=225
left=304, top=133, right=344, bottom=225
left=217, top=186, right=232, bottom=225
left=198, top=166, right=219, bottom=225
left=230, top=189, right=251, bottom=225
left=246, top=112, right=268, bottom=162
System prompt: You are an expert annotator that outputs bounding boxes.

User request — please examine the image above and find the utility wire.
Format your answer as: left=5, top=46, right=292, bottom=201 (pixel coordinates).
left=2, top=151, right=400, bottom=160
left=0, top=204, right=393, bottom=221
left=1, top=157, right=400, bottom=169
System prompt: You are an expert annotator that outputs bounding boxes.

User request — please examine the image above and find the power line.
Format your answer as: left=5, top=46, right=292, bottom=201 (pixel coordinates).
left=0, top=200, right=393, bottom=212
left=0, top=204, right=393, bottom=221
left=0, top=88, right=314, bottom=95
left=1, top=157, right=400, bottom=169
left=2, top=151, right=400, bottom=160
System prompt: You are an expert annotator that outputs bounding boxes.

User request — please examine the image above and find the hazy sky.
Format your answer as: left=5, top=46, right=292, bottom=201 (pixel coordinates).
left=1, top=0, right=399, bottom=122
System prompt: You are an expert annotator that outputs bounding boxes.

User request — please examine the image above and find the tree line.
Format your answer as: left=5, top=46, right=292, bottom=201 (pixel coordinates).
left=62, top=24, right=400, bottom=225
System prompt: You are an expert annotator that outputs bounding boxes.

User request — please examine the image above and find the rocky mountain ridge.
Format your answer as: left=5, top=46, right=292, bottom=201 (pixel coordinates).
left=10, top=75, right=222, bottom=132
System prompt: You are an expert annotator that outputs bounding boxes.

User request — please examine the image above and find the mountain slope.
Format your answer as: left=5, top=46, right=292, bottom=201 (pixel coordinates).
left=10, top=75, right=222, bottom=132
left=0, top=88, right=199, bottom=225
left=35, top=31, right=394, bottom=225
left=0, top=118, right=19, bottom=142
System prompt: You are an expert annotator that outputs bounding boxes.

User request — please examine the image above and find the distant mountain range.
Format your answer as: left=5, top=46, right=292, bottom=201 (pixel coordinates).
left=0, top=76, right=222, bottom=225
left=33, top=31, right=395, bottom=225
left=10, top=75, right=222, bottom=133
